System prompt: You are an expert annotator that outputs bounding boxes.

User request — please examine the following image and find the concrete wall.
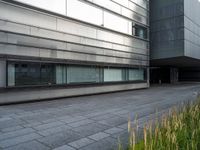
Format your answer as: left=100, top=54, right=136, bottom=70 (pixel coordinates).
left=0, top=83, right=149, bottom=104
left=0, top=1, right=149, bottom=67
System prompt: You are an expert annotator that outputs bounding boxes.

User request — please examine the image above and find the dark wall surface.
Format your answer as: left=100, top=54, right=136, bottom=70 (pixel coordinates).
left=150, top=0, right=184, bottom=60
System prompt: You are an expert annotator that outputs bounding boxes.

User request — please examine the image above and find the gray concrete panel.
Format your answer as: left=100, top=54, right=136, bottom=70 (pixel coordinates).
left=0, top=2, right=57, bottom=30
left=0, top=19, right=148, bottom=55
left=0, top=83, right=148, bottom=104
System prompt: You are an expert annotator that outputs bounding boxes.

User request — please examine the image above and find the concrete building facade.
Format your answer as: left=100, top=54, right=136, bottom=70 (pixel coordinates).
left=150, top=0, right=200, bottom=83
left=0, top=0, right=149, bottom=103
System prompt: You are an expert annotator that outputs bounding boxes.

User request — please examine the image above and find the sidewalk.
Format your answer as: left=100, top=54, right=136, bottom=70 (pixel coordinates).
left=0, top=83, right=199, bottom=150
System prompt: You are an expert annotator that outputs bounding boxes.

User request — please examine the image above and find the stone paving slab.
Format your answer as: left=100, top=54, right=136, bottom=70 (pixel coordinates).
left=0, top=84, right=200, bottom=150
left=1, top=125, right=24, bottom=133
left=79, top=137, right=118, bottom=150
left=53, top=145, right=75, bottom=150
left=33, top=121, right=64, bottom=131
left=71, top=122, right=110, bottom=137
left=0, top=133, right=42, bottom=148
left=4, top=140, right=50, bottom=150
left=88, top=132, right=110, bottom=141
left=37, top=125, right=72, bottom=136
left=58, top=116, right=87, bottom=124
left=67, top=119, right=94, bottom=128
left=104, top=127, right=125, bottom=135
left=97, top=116, right=127, bottom=127
left=68, top=138, right=95, bottom=149
left=0, top=119, right=26, bottom=130
left=0, top=128, right=35, bottom=141
left=37, top=130, right=83, bottom=149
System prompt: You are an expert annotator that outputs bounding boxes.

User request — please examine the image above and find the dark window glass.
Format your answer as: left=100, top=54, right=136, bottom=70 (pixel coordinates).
left=134, top=24, right=147, bottom=39
left=40, top=64, right=55, bottom=85
left=13, top=62, right=55, bottom=86
left=15, top=63, right=40, bottom=86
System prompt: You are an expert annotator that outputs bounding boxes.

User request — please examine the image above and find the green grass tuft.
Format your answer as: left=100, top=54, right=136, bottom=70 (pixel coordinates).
left=122, top=97, right=200, bottom=150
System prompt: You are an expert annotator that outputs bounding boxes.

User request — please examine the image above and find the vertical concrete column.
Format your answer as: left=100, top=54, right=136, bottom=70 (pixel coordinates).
left=147, top=67, right=150, bottom=87
left=170, top=68, right=179, bottom=84
left=0, top=60, right=6, bottom=88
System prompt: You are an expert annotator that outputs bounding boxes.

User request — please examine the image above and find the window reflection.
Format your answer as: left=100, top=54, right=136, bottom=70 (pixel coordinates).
left=104, top=68, right=123, bottom=82
left=67, top=66, right=100, bottom=83
left=129, top=69, right=144, bottom=81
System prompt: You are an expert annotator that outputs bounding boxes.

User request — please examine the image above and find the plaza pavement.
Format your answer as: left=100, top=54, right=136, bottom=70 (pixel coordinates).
left=0, top=83, right=200, bottom=150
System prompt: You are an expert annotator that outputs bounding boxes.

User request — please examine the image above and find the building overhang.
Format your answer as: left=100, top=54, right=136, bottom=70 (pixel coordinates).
left=150, top=56, right=200, bottom=68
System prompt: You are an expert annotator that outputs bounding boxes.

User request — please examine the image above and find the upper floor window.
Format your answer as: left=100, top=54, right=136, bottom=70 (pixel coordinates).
left=134, top=24, right=147, bottom=39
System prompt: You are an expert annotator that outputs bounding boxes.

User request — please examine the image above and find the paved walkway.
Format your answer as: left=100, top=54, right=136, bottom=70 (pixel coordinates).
left=0, top=83, right=200, bottom=150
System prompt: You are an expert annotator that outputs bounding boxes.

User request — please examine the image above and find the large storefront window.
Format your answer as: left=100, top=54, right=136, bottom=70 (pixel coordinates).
left=7, top=61, right=146, bottom=87
left=8, top=62, right=55, bottom=86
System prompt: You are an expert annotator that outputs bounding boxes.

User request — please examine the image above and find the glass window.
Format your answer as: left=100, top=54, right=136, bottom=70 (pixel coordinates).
left=67, top=66, right=100, bottom=83
left=7, top=62, right=146, bottom=87
left=104, top=68, right=124, bottom=82
left=15, top=0, right=66, bottom=15
left=134, top=24, right=147, bottom=39
left=56, top=65, right=67, bottom=84
left=15, top=63, right=40, bottom=86
left=7, top=63, right=15, bottom=86
left=40, top=64, right=55, bottom=85
left=129, top=69, right=145, bottom=81
left=8, top=62, right=55, bottom=86
left=67, top=0, right=103, bottom=26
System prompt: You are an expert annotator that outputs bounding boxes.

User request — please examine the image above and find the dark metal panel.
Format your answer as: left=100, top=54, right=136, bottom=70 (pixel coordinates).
left=150, top=0, right=185, bottom=61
